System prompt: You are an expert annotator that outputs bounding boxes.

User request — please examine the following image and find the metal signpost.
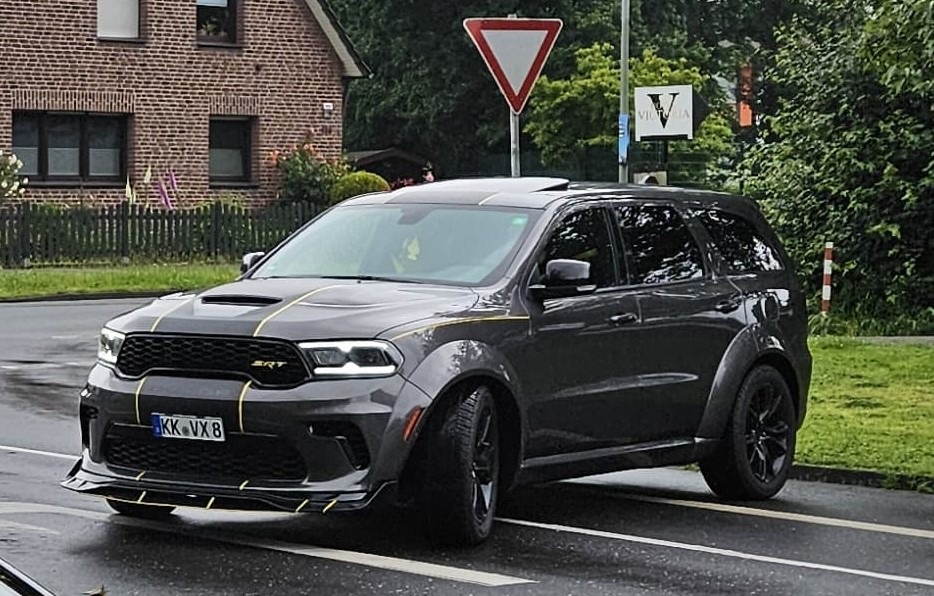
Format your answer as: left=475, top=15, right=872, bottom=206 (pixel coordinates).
left=464, top=16, right=563, bottom=177
left=619, top=0, right=631, bottom=184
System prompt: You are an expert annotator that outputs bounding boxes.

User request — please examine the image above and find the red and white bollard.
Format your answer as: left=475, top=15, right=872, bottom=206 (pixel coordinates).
left=821, top=242, right=833, bottom=316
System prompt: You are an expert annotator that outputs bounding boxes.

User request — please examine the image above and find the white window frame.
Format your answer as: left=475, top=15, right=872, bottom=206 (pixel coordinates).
left=97, top=0, right=140, bottom=40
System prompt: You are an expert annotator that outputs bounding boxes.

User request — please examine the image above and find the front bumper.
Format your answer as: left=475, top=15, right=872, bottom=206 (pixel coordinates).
left=62, top=364, right=432, bottom=514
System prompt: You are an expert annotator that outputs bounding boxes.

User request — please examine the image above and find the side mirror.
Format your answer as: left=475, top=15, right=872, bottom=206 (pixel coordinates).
left=530, top=259, right=597, bottom=300
left=240, top=251, right=265, bottom=274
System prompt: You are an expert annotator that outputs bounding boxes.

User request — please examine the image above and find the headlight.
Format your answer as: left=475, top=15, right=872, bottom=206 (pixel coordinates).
left=98, top=327, right=125, bottom=366
left=299, top=340, right=402, bottom=378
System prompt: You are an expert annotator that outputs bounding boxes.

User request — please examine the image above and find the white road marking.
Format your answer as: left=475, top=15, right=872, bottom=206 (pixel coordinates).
left=0, top=502, right=533, bottom=587
left=0, top=519, right=60, bottom=535
left=0, top=362, right=87, bottom=371
left=566, top=481, right=934, bottom=540
left=0, top=444, right=77, bottom=461
left=626, top=493, right=934, bottom=540
left=499, top=518, right=934, bottom=588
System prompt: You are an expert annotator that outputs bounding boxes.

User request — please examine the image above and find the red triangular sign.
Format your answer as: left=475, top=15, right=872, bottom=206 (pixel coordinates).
left=464, top=18, right=563, bottom=114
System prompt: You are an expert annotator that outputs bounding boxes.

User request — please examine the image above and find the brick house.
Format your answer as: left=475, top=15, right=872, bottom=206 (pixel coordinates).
left=0, top=0, right=368, bottom=205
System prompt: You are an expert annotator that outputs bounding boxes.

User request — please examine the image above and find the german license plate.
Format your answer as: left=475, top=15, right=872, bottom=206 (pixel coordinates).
left=151, top=413, right=226, bottom=442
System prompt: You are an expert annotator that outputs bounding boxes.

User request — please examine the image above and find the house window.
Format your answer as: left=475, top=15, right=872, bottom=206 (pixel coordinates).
left=97, top=0, right=140, bottom=39
left=197, top=0, right=237, bottom=43
left=11, top=112, right=127, bottom=183
left=209, top=118, right=252, bottom=183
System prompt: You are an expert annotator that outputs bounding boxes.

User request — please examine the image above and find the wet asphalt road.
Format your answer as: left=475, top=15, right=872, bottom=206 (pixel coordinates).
left=1, top=298, right=933, bottom=595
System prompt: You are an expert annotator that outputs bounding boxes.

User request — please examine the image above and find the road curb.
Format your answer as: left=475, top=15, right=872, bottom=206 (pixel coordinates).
left=789, top=464, right=933, bottom=491
left=0, top=291, right=173, bottom=303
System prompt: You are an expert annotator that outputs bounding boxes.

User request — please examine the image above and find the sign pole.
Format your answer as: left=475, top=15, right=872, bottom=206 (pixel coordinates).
left=619, top=0, right=630, bottom=184
left=464, top=17, right=562, bottom=179
left=510, top=110, right=521, bottom=177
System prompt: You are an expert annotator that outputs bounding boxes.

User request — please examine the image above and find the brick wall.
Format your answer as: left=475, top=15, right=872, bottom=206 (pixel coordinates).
left=0, top=0, right=347, bottom=205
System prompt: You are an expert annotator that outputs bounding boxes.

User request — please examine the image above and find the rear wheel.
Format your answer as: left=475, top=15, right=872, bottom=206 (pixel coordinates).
left=701, top=365, right=796, bottom=500
left=416, top=384, right=500, bottom=546
left=106, top=499, right=176, bottom=520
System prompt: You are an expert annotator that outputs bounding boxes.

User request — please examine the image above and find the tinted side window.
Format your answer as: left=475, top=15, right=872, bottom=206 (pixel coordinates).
left=696, top=209, right=783, bottom=273
left=616, top=205, right=704, bottom=285
left=539, top=208, right=616, bottom=288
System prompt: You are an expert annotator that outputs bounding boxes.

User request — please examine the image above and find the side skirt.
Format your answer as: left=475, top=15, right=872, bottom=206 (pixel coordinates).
left=516, top=437, right=719, bottom=485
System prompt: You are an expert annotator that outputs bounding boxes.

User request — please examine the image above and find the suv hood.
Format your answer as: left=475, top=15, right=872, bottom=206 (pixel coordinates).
left=112, top=278, right=480, bottom=341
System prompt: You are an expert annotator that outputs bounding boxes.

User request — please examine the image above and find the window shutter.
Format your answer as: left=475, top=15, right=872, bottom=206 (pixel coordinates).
left=98, top=0, right=139, bottom=39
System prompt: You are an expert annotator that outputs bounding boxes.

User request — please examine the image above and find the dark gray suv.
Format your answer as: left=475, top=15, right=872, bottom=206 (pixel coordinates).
left=63, top=177, right=812, bottom=545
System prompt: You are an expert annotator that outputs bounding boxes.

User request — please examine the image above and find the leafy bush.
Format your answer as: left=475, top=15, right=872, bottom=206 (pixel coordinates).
left=270, top=143, right=350, bottom=206
left=0, top=151, right=27, bottom=202
left=329, top=171, right=391, bottom=204
left=743, top=0, right=934, bottom=318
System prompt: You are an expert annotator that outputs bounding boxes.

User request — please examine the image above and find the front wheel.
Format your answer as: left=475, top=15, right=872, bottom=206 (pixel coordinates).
left=701, top=365, right=797, bottom=500
left=417, top=384, right=500, bottom=546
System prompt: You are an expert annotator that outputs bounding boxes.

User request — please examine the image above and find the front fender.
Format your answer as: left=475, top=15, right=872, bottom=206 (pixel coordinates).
left=367, top=378, right=433, bottom=486
left=403, top=339, right=522, bottom=404
left=695, top=325, right=793, bottom=440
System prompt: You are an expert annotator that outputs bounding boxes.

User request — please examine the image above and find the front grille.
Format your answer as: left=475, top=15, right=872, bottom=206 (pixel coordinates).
left=103, top=425, right=307, bottom=482
left=116, top=334, right=309, bottom=387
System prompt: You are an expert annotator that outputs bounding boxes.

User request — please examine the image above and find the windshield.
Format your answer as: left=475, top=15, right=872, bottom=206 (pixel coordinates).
left=250, top=203, right=540, bottom=287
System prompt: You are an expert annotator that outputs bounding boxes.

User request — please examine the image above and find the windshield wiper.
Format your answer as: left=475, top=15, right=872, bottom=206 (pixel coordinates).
left=315, top=275, right=421, bottom=284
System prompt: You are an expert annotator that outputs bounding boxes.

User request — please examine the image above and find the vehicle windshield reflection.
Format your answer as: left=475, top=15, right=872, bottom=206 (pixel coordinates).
left=250, top=204, right=539, bottom=287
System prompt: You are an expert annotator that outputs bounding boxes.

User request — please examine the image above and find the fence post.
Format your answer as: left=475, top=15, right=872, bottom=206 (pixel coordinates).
left=119, top=202, right=130, bottom=261
left=212, top=200, right=221, bottom=260
left=18, top=202, right=31, bottom=267
left=821, top=242, right=833, bottom=316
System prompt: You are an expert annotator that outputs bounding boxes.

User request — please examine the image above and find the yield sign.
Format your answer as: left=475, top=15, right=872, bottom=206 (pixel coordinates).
left=464, top=18, right=563, bottom=114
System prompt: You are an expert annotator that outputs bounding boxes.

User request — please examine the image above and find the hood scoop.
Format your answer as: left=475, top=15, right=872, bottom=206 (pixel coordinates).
left=200, top=295, right=282, bottom=307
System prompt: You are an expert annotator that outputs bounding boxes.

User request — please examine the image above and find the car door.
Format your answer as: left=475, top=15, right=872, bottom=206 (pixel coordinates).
left=518, top=204, right=643, bottom=458
left=612, top=202, right=747, bottom=441
left=690, top=206, right=798, bottom=339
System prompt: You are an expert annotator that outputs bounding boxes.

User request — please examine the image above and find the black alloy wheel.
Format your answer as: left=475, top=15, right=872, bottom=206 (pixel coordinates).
left=701, top=365, right=797, bottom=500
left=471, top=405, right=497, bottom=524
left=416, top=384, right=501, bottom=546
left=746, top=382, right=791, bottom=483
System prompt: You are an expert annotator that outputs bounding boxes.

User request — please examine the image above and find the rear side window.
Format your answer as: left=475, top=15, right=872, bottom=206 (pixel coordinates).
left=615, top=205, right=704, bottom=285
left=696, top=209, right=783, bottom=273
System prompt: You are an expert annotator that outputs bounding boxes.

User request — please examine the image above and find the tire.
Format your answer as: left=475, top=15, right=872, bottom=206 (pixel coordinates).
left=106, top=498, right=176, bottom=520
left=416, top=384, right=500, bottom=546
left=700, top=365, right=797, bottom=500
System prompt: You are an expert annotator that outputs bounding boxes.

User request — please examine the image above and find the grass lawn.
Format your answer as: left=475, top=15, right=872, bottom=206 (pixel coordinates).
left=0, top=263, right=240, bottom=300
left=798, top=337, right=934, bottom=480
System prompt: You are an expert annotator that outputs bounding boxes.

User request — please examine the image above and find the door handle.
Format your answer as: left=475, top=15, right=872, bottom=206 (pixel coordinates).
left=609, top=312, right=639, bottom=326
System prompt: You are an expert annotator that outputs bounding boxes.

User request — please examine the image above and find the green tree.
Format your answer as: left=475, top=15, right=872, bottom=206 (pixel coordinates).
left=525, top=44, right=734, bottom=186
left=330, top=0, right=801, bottom=178
left=330, top=1, right=607, bottom=177
left=743, top=0, right=934, bottom=317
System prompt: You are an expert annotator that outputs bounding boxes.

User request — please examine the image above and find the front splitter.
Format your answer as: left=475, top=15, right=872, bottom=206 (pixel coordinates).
left=61, top=458, right=395, bottom=515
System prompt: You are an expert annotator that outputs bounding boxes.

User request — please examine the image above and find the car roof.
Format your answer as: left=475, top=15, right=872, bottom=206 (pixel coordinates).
left=341, top=176, right=758, bottom=212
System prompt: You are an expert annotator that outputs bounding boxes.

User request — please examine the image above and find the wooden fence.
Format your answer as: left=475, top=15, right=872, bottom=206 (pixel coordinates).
left=0, top=201, right=322, bottom=267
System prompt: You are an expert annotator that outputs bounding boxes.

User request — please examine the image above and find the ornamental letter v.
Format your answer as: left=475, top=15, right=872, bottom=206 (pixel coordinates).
left=648, top=93, right=680, bottom=128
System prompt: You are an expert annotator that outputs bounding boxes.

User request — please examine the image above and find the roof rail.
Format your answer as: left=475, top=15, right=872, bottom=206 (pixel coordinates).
left=423, top=177, right=570, bottom=193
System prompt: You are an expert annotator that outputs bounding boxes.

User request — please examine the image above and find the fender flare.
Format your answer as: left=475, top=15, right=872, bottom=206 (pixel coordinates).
left=393, top=340, right=526, bottom=488
left=696, top=325, right=797, bottom=440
